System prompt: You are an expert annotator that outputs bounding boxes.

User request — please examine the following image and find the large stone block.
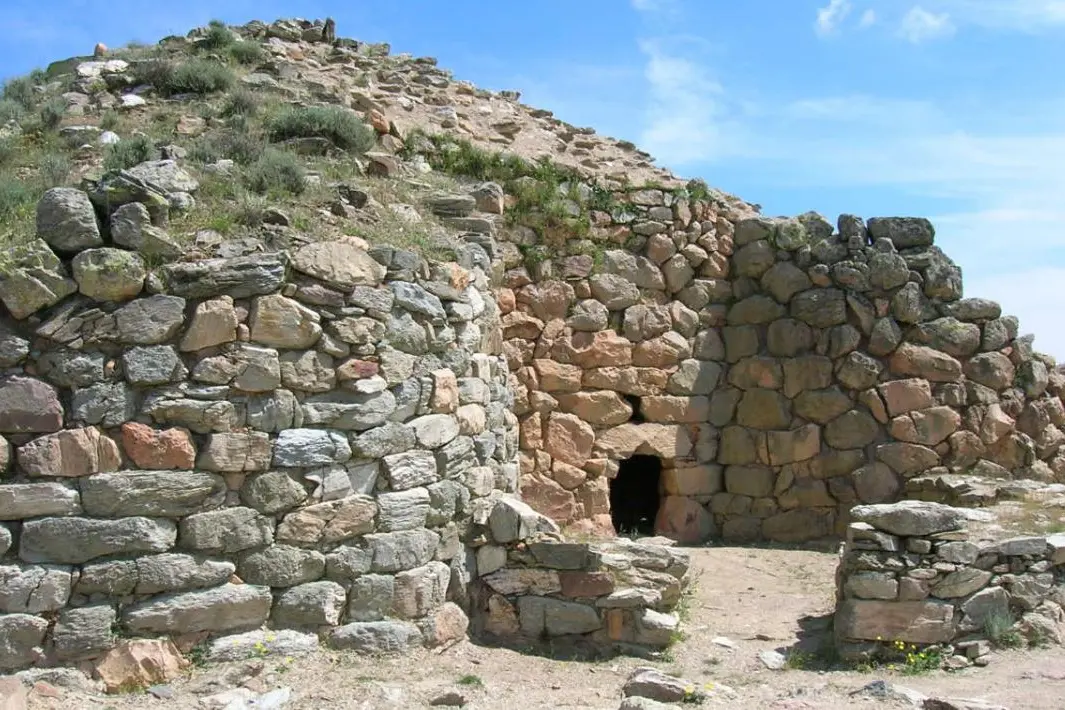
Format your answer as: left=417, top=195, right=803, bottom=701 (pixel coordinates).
left=276, top=495, right=377, bottom=546
left=20, top=516, right=176, bottom=564
left=80, top=470, right=226, bottom=517
left=0, top=482, right=81, bottom=520
left=328, top=621, right=423, bottom=654
left=52, top=605, right=116, bottom=660
left=835, top=599, right=956, bottom=643
left=123, top=583, right=272, bottom=634
left=179, top=507, right=274, bottom=554
left=0, top=564, right=72, bottom=613
left=0, top=613, right=49, bottom=670
left=272, top=581, right=347, bottom=627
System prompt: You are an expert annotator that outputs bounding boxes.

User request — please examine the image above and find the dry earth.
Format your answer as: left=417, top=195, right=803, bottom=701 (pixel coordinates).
left=17, top=542, right=1063, bottom=710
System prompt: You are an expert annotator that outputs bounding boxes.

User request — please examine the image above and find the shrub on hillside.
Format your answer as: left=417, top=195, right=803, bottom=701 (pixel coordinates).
left=200, top=20, right=235, bottom=51
left=267, top=105, right=375, bottom=153
left=1, top=75, right=37, bottom=108
left=103, top=135, right=158, bottom=171
left=37, top=97, right=66, bottom=131
left=39, top=152, right=71, bottom=187
left=220, top=88, right=260, bottom=118
left=189, top=129, right=264, bottom=166
left=229, top=41, right=266, bottom=66
left=244, top=148, right=306, bottom=195
left=166, top=59, right=235, bottom=96
left=0, top=99, right=24, bottom=124
left=0, top=176, right=33, bottom=225
left=131, top=58, right=235, bottom=96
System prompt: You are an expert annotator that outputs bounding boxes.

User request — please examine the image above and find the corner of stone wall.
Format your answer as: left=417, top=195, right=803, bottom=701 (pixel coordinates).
left=834, top=500, right=1065, bottom=665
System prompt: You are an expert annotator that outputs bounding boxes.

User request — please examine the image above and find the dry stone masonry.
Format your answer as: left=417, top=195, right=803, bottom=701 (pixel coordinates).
left=499, top=206, right=1065, bottom=543
left=0, top=155, right=687, bottom=672
left=834, top=500, right=1065, bottom=664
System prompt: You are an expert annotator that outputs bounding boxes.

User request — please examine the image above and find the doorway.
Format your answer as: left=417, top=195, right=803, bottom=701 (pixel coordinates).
left=609, top=454, right=662, bottom=537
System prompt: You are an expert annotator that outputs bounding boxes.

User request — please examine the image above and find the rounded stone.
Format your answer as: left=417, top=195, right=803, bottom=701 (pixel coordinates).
left=72, top=248, right=147, bottom=302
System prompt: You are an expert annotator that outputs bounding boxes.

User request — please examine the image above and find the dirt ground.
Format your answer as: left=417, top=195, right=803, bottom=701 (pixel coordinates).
left=21, top=545, right=1065, bottom=710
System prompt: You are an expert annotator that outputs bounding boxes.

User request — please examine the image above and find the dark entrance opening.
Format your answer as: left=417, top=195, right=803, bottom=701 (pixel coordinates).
left=623, top=394, right=645, bottom=423
left=609, top=454, right=662, bottom=537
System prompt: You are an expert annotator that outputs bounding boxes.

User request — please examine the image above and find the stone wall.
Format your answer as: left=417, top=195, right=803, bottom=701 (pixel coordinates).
left=467, top=498, right=691, bottom=653
left=0, top=170, right=521, bottom=671
left=834, top=500, right=1065, bottom=664
left=498, top=192, right=1065, bottom=543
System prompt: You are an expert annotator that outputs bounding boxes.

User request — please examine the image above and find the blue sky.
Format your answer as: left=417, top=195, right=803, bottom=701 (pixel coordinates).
left=3, top=0, right=1065, bottom=356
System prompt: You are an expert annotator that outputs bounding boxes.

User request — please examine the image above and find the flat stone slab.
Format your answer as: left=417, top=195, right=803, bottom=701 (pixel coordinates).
left=836, top=599, right=956, bottom=644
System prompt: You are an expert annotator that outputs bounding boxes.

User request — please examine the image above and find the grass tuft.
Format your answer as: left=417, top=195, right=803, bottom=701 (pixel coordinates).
left=103, top=134, right=158, bottom=171
left=243, top=148, right=306, bottom=195
left=268, top=105, right=376, bottom=153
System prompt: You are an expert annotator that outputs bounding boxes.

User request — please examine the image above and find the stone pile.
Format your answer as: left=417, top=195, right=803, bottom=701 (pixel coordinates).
left=834, top=500, right=1065, bottom=663
left=495, top=199, right=1065, bottom=542
left=469, top=498, right=690, bottom=651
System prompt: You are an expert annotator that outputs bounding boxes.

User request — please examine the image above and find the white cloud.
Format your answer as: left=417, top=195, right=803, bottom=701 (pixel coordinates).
left=815, top=0, right=853, bottom=36
left=859, top=9, right=878, bottom=27
left=630, top=0, right=678, bottom=14
left=636, top=39, right=750, bottom=164
left=934, top=0, right=1065, bottom=31
left=899, top=6, right=956, bottom=42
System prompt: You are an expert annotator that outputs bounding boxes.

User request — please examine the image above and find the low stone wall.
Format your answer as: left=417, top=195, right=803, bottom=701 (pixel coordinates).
left=468, top=498, right=691, bottom=652
left=834, top=500, right=1065, bottom=664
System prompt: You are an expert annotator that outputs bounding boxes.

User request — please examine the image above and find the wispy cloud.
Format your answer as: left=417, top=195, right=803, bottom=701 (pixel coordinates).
left=859, top=9, right=878, bottom=27
left=898, top=6, right=956, bottom=42
left=636, top=39, right=751, bottom=165
left=815, top=0, right=853, bottom=36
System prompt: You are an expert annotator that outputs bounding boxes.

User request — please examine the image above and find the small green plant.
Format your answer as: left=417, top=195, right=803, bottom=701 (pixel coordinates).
left=38, top=152, right=71, bottom=186
left=189, top=129, right=264, bottom=165
left=229, top=41, right=267, bottom=65
left=220, top=88, right=261, bottom=118
left=37, top=97, right=66, bottom=131
left=244, top=148, right=306, bottom=195
left=166, top=59, right=235, bottom=96
left=888, top=639, right=943, bottom=675
left=1, top=75, right=38, bottom=108
left=784, top=648, right=814, bottom=670
left=199, top=20, right=235, bottom=51
left=456, top=674, right=483, bottom=687
left=0, top=176, right=34, bottom=225
left=0, top=138, right=15, bottom=165
left=99, top=110, right=120, bottom=131
left=0, top=98, right=25, bottom=123
left=984, top=610, right=1023, bottom=649
left=103, top=134, right=157, bottom=171
left=129, top=59, right=176, bottom=90
left=268, top=105, right=376, bottom=152
left=185, top=642, right=210, bottom=668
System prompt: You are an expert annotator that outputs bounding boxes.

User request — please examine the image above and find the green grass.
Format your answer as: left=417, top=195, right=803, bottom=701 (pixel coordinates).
left=103, top=135, right=157, bottom=171
left=243, top=148, right=307, bottom=195
left=267, top=105, right=376, bottom=153
left=228, top=41, right=267, bottom=66
left=985, top=610, right=1023, bottom=649
left=456, top=674, right=483, bottom=687
left=199, top=20, right=235, bottom=51
left=131, top=58, right=235, bottom=97
left=220, top=88, right=261, bottom=118
left=188, top=129, right=265, bottom=166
